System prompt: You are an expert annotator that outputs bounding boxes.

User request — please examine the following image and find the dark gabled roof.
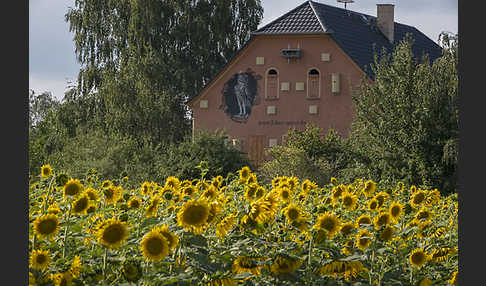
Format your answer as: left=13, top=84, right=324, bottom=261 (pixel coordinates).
left=308, top=1, right=443, bottom=79
left=252, top=1, right=327, bottom=34
left=186, top=0, right=443, bottom=105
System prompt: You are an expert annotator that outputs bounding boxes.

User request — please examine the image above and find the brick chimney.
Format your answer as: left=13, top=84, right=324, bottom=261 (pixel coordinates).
left=376, top=4, right=394, bottom=43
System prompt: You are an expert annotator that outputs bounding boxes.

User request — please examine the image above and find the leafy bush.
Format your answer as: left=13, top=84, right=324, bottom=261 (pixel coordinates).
left=158, top=130, right=250, bottom=181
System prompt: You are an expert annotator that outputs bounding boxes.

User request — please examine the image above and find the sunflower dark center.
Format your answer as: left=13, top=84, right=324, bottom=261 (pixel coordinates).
left=287, top=209, right=300, bottom=220
left=102, top=224, right=124, bottom=244
left=146, top=237, right=164, bottom=255
left=73, top=197, right=88, bottom=212
left=183, top=205, right=207, bottom=225
left=65, top=183, right=80, bottom=196
left=36, top=254, right=47, bottom=264
left=38, top=219, right=57, bottom=235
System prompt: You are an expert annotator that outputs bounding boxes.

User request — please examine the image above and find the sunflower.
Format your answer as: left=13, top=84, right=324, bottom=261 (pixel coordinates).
left=101, top=180, right=112, bottom=189
left=145, top=195, right=161, bottom=218
left=33, top=214, right=60, bottom=239
left=430, top=248, right=456, bottom=263
left=410, top=190, right=426, bottom=208
left=379, top=225, right=395, bottom=242
left=140, top=181, right=152, bottom=196
left=122, top=260, right=142, bottom=282
left=261, top=190, right=279, bottom=216
left=71, top=193, right=90, bottom=215
left=86, top=203, right=97, bottom=214
left=29, top=249, right=51, bottom=270
left=244, top=183, right=258, bottom=202
left=41, top=164, right=53, bottom=178
left=232, top=256, right=263, bottom=276
left=246, top=174, right=258, bottom=185
left=340, top=222, right=356, bottom=237
left=389, top=201, right=403, bottom=222
left=103, top=185, right=121, bottom=204
left=272, top=177, right=282, bottom=189
left=254, top=186, right=266, bottom=200
left=50, top=272, right=72, bottom=286
left=341, top=191, right=358, bottom=210
left=431, top=226, right=447, bottom=238
left=63, top=178, right=83, bottom=198
left=127, top=196, right=142, bottom=210
left=367, top=198, right=379, bottom=211
left=331, top=185, right=345, bottom=202
left=177, top=199, right=210, bottom=234
left=318, top=260, right=366, bottom=282
left=281, top=203, right=305, bottom=224
left=414, top=207, right=434, bottom=221
left=287, top=176, right=300, bottom=192
left=270, top=256, right=302, bottom=275
left=202, top=185, right=220, bottom=201
left=165, top=176, right=180, bottom=191
left=84, top=187, right=99, bottom=201
left=69, top=255, right=82, bottom=278
left=47, top=203, right=62, bottom=215
left=356, top=214, right=372, bottom=227
left=314, top=212, right=340, bottom=238
left=96, top=218, right=129, bottom=249
left=409, top=248, right=429, bottom=268
left=216, top=214, right=237, bottom=239
left=314, top=229, right=328, bottom=245
left=361, top=180, right=376, bottom=197
left=239, top=166, right=252, bottom=183
left=153, top=225, right=179, bottom=253
left=373, top=212, right=391, bottom=229
left=278, top=186, right=292, bottom=203
left=301, top=179, right=317, bottom=193
left=330, top=177, right=338, bottom=185
left=355, top=229, right=373, bottom=250
left=248, top=201, right=271, bottom=224
left=375, top=192, right=389, bottom=208
left=140, top=228, right=169, bottom=262
left=418, top=277, right=433, bottom=286
left=182, top=185, right=197, bottom=197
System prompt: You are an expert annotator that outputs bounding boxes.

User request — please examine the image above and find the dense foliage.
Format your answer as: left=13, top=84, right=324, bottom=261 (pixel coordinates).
left=349, top=33, right=458, bottom=194
left=29, top=165, right=458, bottom=285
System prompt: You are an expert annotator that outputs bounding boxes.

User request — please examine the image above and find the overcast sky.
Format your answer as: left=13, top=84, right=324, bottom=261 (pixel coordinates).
left=29, top=0, right=458, bottom=100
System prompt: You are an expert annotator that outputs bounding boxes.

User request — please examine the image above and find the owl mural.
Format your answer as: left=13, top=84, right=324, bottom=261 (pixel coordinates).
left=220, top=68, right=261, bottom=123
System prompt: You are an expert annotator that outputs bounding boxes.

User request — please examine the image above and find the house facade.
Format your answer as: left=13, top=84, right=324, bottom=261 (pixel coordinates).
left=185, top=1, right=443, bottom=166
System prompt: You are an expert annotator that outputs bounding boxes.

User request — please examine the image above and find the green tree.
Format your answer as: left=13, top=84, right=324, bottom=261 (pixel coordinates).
left=65, top=0, right=264, bottom=145
left=349, top=32, right=458, bottom=194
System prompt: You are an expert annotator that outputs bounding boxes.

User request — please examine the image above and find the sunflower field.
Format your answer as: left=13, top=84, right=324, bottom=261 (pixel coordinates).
left=29, top=164, right=458, bottom=286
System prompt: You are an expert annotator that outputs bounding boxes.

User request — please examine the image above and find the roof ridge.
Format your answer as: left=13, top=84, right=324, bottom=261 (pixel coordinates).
left=308, top=1, right=328, bottom=32
left=253, top=1, right=310, bottom=34
left=253, top=1, right=326, bottom=35
left=310, top=1, right=417, bottom=29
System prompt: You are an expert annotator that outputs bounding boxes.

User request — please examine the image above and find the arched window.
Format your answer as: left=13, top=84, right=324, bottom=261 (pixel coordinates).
left=307, top=68, right=321, bottom=98
left=266, top=68, right=279, bottom=99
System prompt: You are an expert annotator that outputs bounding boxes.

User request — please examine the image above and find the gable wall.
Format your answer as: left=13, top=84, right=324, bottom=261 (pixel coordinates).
left=190, top=34, right=366, bottom=156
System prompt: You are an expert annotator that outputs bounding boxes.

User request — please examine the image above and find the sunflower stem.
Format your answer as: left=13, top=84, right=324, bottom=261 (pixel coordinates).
left=103, top=247, right=108, bottom=284
left=41, top=176, right=55, bottom=213
left=62, top=204, right=72, bottom=259
left=306, top=235, right=313, bottom=284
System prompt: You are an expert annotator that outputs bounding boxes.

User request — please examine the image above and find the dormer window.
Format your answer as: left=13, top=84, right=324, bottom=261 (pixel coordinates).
left=307, top=68, right=321, bottom=99
left=265, top=68, right=279, bottom=99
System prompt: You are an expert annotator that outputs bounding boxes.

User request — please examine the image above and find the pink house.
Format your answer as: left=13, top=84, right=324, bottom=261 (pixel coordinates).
left=186, top=1, right=442, bottom=166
